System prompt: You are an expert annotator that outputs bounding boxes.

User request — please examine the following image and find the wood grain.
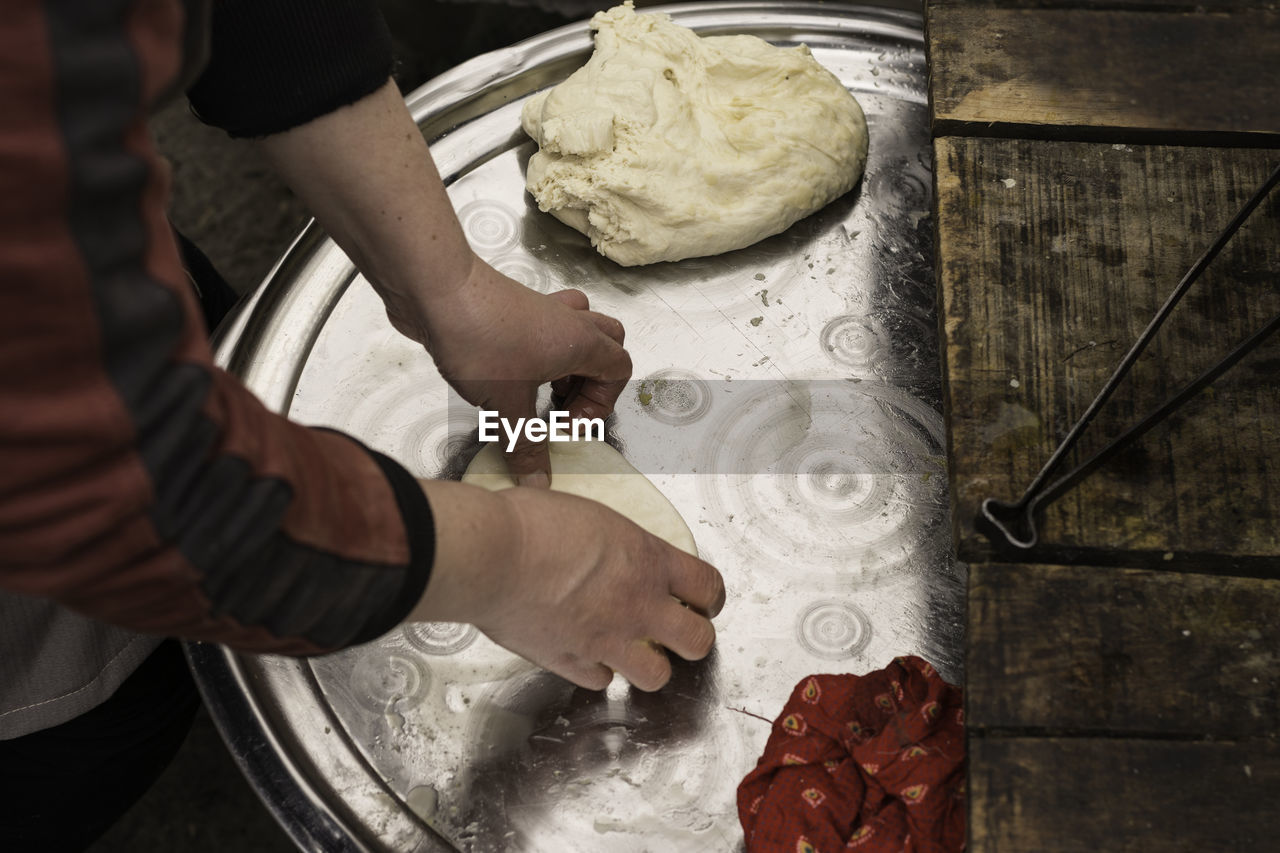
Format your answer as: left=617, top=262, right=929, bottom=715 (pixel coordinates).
left=927, top=6, right=1280, bottom=141
left=935, top=137, right=1280, bottom=564
left=928, top=0, right=1277, bottom=10
left=970, top=737, right=1280, bottom=852
left=967, top=562, right=1280, bottom=737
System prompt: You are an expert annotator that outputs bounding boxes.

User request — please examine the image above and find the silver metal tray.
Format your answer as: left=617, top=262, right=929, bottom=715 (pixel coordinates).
left=191, top=4, right=960, bottom=851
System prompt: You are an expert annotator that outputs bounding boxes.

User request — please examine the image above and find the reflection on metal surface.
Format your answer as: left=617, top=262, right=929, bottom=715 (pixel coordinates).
left=456, top=656, right=744, bottom=852
left=194, top=5, right=962, bottom=851
left=693, top=382, right=947, bottom=576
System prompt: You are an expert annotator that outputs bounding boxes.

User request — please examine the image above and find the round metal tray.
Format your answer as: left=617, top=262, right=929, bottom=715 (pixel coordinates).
left=191, top=4, right=960, bottom=851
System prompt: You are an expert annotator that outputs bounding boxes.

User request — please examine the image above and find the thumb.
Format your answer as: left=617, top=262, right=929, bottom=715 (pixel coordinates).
left=497, top=391, right=552, bottom=488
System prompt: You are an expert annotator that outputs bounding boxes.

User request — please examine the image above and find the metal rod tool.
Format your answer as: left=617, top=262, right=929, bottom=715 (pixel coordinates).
left=979, top=162, right=1280, bottom=550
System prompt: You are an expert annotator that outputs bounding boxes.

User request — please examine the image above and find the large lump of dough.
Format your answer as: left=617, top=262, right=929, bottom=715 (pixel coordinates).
left=461, top=439, right=698, bottom=555
left=520, top=1, right=868, bottom=266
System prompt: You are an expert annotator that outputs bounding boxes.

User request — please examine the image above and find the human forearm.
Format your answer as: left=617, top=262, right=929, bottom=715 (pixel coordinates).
left=255, top=79, right=476, bottom=339
left=407, top=479, right=520, bottom=625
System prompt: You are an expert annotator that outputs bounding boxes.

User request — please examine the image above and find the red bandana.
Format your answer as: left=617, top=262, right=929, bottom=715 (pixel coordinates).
left=738, top=656, right=965, bottom=852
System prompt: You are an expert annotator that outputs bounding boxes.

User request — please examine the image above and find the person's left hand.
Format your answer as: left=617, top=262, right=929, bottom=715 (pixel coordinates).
left=251, top=80, right=630, bottom=485
left=384, top=255, right=632, bottom=486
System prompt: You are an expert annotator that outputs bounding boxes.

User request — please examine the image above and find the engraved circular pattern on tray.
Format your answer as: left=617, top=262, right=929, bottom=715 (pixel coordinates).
left=348, top=651, right=432, bottom=713
left=638, top=369, right=714, bottom=426
left=420, top=409, right=477, bottom=478
left=457, top=200, right=521, bottom=252
left=695, top=382, right=947, bottom=579
left=490, top=252, right=554, bottom=293
left=404, top=622, right=480, bottom=657
left=797, top=600, right=874, bottom=660
left=865, top=152, right=931, bottom=214
left=819, top=313, right=892, bottom=372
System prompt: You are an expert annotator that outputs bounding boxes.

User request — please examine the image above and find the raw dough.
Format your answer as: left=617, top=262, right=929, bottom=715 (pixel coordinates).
left=520, top=1, right=869, bottom=266
left=461, top=438, right=698, bottom=555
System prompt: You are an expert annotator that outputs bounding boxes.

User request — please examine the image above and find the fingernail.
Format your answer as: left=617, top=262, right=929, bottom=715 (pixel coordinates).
left=515, top=470, right=550, bottom=489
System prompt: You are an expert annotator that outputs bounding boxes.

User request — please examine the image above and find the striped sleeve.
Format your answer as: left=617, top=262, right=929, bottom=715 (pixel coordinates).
left=0, top=0, right=433, bottom=655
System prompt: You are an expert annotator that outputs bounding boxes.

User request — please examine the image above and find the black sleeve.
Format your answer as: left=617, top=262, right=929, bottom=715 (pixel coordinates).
left=187, top=0, right=394, bottom=138
left=351, top=446, right=438, bottom=646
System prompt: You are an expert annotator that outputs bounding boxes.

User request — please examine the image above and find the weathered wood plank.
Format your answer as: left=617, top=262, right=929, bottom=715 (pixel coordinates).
left=927, top=7, right=1280, bottom=140
left=928, top=0, right=1277, bottom=10
left=970, top=737, right=1280, bottom=852
left=967, top=562, right=1280, bottom=737
left=936, top=137, right=1280, bottom=564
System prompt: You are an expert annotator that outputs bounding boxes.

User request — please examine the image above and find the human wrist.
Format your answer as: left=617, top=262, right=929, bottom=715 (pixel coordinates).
left=364, top=228, right=477, bottom=306
left=405, top=479, right=524, bottom=625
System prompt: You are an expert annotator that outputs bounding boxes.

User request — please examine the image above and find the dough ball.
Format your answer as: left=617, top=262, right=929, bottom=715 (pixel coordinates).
left=520, top=1, right=869, bottom=266
left=461, top=438, right=698, bottom=555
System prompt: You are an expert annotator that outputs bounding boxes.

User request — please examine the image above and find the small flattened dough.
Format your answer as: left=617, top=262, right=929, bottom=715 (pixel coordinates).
left=520, top=1, right=869, bottom=266
left=461, top=439, right=698, bottom=555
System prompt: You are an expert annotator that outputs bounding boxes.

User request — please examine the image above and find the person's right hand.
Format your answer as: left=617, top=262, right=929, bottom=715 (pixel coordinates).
left=413, top=480, right=726, bottom=691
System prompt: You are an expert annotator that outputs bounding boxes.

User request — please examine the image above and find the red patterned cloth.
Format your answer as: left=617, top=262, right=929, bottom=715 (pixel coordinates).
left=738, top=656, right=965, bottom=853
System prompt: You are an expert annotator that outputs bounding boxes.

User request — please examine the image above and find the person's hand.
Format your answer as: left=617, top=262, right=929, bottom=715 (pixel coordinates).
left=414, top=480, right=726, bottom=691
left=384, top=256, right=631, bottom=486
left=251, top=80, right=629, bottom=486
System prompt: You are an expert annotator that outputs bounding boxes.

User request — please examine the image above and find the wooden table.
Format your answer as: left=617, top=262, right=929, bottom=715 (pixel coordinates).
left=925, top=0, right=1280, bottom=848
